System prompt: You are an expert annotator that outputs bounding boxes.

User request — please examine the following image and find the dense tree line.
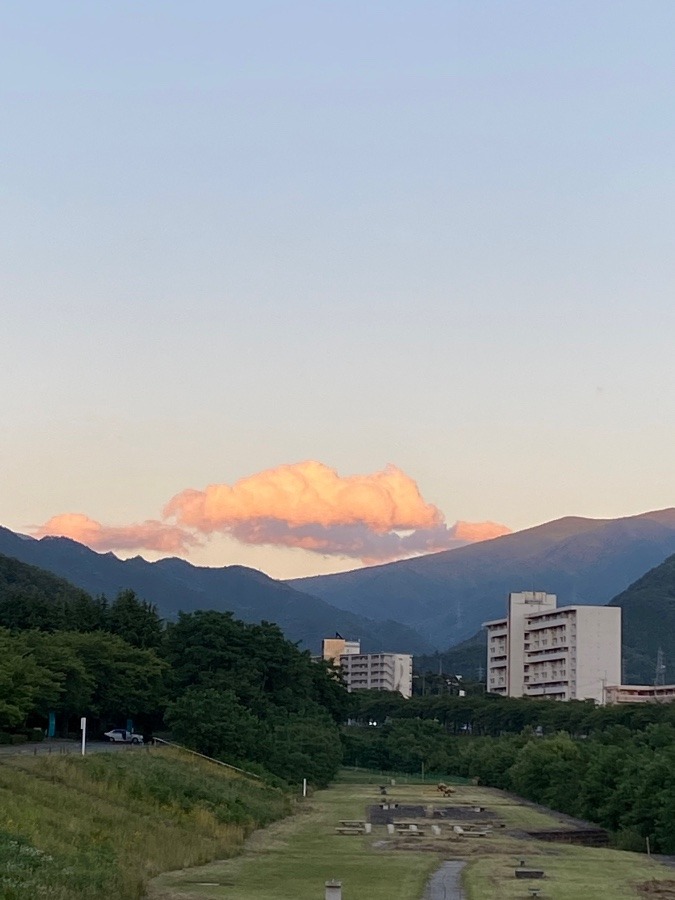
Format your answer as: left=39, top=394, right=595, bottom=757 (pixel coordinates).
left=454, top=726, right=675, bottom=853
left=0, top=554, right=348, bottom=786
left=347, top=688, right=675, bottom=736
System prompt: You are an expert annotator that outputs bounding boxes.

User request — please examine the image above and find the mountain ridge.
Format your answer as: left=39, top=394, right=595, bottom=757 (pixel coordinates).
left=289, top=508, right=675, bottom=647
left=0, top=527, right=432, bottom=655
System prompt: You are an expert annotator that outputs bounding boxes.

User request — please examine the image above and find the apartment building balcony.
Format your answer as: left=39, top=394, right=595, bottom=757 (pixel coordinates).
left=525, top=683, right=569, bottom=698
left=524, top=649, right=569, bottom=663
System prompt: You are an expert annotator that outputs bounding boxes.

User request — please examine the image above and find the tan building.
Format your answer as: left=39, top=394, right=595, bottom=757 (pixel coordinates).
left=485, top=591, right=621, bottom=704
left=321, top=635, right=361, bottom=664
left=321, top=637, right=413, bottom=698
left=605, top=684, right=675, bottom=704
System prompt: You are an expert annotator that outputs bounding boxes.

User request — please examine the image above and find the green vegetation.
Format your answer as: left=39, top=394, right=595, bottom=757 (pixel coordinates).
left=154, top=775, right=675, bottom=900
left=463, top=845, right=674, bottom=900
left=0, top=747, right=290, bottom=900
left=153, top=778, right=438, bottom=900
left=609, top=551, right=675, bottom=682
left=345, top=692, right=675, bottom=852
left=0, top=551, right=350, bottom=786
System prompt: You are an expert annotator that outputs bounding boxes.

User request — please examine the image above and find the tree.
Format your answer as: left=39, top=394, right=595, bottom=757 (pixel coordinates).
left=508, top=733, right=585, bottom=814
left=166, top=687, right=264, bottom=762
left=382, top=718, right=453, bottom=774
left=106, top=590, right=163, bottom=649
left=0, top=630, right=60, bottom=729
left=57, top=632, right=167, bottom=725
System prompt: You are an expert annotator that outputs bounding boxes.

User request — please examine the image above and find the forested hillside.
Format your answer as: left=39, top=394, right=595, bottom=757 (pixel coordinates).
left=415, top=550, right=675, bottom=685
left=609, top=551, right=675, bottom=683
left=0, top=552, right=349, bottom=787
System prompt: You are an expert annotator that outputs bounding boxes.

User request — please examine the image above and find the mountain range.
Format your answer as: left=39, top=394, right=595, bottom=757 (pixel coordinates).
left=0, top=527, right=431, bottom=655
left=4, top=506, right=675, bottom=681
left=290, top=508, right=675, bottom=648
left=417, top=548, right=675, bottom=685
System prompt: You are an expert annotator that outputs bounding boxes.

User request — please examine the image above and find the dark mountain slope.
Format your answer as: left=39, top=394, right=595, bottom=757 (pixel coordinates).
left=290, top=509, right=675, bottom=648
left=609, top=552, right=675, bottom=684
left=0, top=527, right=431, bottom=655
left=416, top=548, right=675, bottom=685
left=0, top=551, right=92, bottom=603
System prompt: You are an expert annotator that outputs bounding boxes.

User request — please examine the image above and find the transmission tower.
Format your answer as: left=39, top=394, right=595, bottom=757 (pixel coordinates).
left=655, top=647, right=666, bottom=687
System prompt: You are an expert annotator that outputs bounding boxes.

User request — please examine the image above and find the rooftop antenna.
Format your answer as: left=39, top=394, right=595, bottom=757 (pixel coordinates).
left=655, top=648, right=666, bottom=687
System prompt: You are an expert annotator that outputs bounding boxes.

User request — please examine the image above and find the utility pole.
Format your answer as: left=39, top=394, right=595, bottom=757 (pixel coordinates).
left=655, top=648, right=666, bottom=687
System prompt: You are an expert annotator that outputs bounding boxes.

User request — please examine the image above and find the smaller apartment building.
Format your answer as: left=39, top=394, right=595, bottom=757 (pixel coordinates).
left=605, top=684, right=675, bottom=704
left=339, top=652, right=413, bottom=698
left=485, top=592, right=621, bottom=704
left=321, top=637, right=413, bottom=698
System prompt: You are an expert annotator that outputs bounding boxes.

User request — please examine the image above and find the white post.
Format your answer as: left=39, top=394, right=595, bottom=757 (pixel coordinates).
left=302, top=777, right=307, bottom=798
left=325, top=880, right=342, bottom=900
left=80, top=717, right=87, bottom=756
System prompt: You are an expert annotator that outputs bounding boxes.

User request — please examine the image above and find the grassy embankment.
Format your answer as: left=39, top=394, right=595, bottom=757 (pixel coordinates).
left=154, top=774, right=675, bottom=900
left=0, top=747, right=290, bottom=900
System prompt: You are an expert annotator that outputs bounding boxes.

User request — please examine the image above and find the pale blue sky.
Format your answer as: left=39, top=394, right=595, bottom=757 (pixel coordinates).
left=3, top=2, right=675, bottom=577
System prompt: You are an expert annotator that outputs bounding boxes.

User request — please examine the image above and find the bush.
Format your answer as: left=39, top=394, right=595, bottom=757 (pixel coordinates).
left=10, top=734, right=28, bottom=745
left=614, top=827, right=646, bottom=852
left=0, top=733, right=12, bottom=745
left=28, top=728, right=44, bottom=742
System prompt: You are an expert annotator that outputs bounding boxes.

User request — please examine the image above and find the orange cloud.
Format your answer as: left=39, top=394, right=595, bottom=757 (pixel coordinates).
left=452, top=521, right=511, bottom=542
left=228, top=519, right=510, bottom=563
left=163, top=461, right=443, bottom=533
left=34, top=513, right=198, bottom=553
left=34, top=462, right=511, bottom=564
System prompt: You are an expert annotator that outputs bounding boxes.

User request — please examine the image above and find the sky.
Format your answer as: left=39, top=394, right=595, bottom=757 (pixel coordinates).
left=3, top=1, right=675, bottom=579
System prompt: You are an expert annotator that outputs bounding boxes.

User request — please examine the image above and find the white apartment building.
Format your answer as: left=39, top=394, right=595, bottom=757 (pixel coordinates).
left=339, top=652, right=413, bottom=698
left=485, top=591, right=621, bottom=704
left=321, top=637, right=413, bottom=698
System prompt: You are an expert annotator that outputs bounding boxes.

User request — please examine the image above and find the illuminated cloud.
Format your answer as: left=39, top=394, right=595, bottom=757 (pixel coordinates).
left=163, top=461, right=443, bottom=532
left=34, top=462, right=511, bottom=564
left=34, top=513, right=197, bottom=553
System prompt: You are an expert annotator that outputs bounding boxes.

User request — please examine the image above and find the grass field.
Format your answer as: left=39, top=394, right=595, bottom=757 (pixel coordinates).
left=0, top=747, right=290, bottom=900
left=4, top=753, right=674, bottom=900
left=151, top=780, right=440, bottom=900
left=153, top=774, right=675, bottom=900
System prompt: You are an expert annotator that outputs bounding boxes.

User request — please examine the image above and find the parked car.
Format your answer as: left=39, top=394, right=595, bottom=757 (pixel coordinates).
left=103, top=728, right=144, bottom=744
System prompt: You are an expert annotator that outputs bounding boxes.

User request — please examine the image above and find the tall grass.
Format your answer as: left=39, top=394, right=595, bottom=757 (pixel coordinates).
left=0, top=747, right=290, bottom=899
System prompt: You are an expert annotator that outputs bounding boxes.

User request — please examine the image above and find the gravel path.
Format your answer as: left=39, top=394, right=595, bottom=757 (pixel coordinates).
left=422, top=861, right=466, bottom=900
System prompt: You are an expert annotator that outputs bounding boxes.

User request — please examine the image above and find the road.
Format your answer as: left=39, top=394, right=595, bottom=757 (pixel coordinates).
left=0, top=740, right=149, bottom=757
